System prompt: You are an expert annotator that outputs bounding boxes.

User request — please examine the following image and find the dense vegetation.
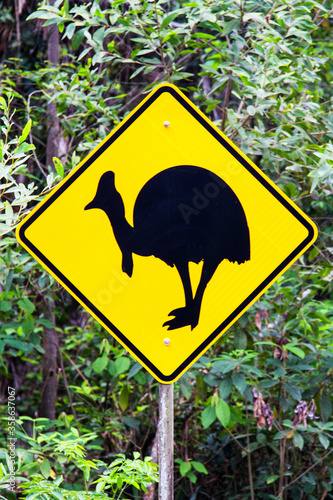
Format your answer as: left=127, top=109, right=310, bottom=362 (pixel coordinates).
left=0, top=0, right=332, bottom=498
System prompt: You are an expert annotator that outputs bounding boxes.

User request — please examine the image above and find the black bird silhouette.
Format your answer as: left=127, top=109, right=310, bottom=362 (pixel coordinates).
left=85, top=165, right=250, bottom=330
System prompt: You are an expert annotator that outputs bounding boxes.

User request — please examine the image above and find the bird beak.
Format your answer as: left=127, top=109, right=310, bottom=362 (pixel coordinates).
left=84, top=200, right=96, bottom=211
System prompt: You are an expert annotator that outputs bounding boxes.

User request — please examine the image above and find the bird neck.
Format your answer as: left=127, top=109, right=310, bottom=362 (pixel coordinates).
left=105, top=206, right=134, bottom=250
left=104, top=201, right=136, bottom=277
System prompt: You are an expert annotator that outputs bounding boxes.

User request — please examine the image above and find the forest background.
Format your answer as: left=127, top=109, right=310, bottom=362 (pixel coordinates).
left=0, top=0, right=333, bottom=499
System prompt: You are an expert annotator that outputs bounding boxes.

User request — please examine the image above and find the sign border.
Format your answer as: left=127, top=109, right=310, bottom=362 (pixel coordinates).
left=16, top=83, right=317, bottom=383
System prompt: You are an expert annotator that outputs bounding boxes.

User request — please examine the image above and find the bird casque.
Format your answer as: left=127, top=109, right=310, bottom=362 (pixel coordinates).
left=85, top=165, right=250, bottom=330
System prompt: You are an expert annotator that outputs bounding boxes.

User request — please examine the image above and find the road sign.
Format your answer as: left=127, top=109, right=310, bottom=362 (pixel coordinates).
left=16, top=83, right=317, bottom=384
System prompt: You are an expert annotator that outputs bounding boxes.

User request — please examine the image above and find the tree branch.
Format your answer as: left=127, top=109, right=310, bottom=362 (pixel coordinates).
left=277, top=449, right=333, bottom=498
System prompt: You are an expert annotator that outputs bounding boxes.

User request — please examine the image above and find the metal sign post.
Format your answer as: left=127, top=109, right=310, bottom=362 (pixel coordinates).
left=159, top=383, right=174, bottom=500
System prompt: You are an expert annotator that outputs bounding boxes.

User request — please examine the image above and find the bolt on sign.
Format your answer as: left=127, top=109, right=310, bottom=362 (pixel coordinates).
left=16, top=83, right=317, bottom=384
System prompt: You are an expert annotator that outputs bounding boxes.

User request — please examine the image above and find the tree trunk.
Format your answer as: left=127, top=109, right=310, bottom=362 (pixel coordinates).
left=40, top=300, right=58, bottom=419
left=46, top=0, right=60, bottom=170
left=40, top=3, right=60, bottom=418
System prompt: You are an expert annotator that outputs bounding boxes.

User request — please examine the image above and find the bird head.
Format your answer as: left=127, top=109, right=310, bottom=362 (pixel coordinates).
left=85, top=171, right=117, bottom=211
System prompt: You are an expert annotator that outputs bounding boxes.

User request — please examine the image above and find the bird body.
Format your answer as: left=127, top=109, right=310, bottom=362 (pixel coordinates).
left=85, top=165, right=250, bottom=330
left=132, top=166, right=249, bottom=266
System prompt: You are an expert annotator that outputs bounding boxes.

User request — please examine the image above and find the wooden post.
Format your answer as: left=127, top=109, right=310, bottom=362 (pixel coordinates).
left=158, top=383, right=174, bottom=500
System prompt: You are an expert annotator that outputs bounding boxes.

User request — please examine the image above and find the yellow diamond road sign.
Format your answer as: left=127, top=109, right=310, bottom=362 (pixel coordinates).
left=16, top=83, right=317, bottom=383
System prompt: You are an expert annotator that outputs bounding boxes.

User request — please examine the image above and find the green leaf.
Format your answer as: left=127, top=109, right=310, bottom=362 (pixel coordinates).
left=179, top=461, right=191, bottom=476
left=123, top=416, right=140, bottom=429
left=179, top=377, right=192, bottom=399
left=201, top=406, right=216, bottom=429
left=232, top=372, right=247, bottom=394
left=161, top=11, right=182, bottom=30
left=93, top=355, right=108, bottom=374
left=220, top=19, right=240, bottom=36
left=234, top=330, right=247, bottom=350
left=30, top=331, right=40, bottom=345
left=19, top=119, right=32, bottom=144
left=115, top=356, right=130, bottom=375
left=0, top=96, right=7, bottom=109
left=52, top=156, right=64, bottom=179
left=191, top=32, right=215, bottom=40
left=22, top=318, right=34, bottom=335
left=320, top=394, right=332, bottom=422
left=191, top=461, right=208, bottom=474
left=93, top=27, right=105, bottom=47
left=72, top=28, right=86, bottom=50
left=127, top=362, right=142, bottom=379
left=247, top=105, right=256, bottom=116
left=107, top=360, right=117, bottom=376
left=53, top=157, right=64, bottom=178
left=243, top=12, right=270, bottom=27
left=257, top=433, right=267, bottom=444
left=212, top=359, right=236, bottom=373
left=285, top=383, right=302, bottom=401
left=38, top=319, right=55, bottom=329
left=187, top=471, right=197, bottom=483
left=267, top=475, right=279, bottom=484
left=18, top=298, right=35, bottom=314
left=119, top=385, right=129, bottom=411
left=51, top=491, right=63, bottom=500
left=26, top=10, right=61, bottom=20
left=0, top=301, right=12, bottom=312
left=5, top=338, right=30, bottom=352
left=293, top=431, right=304, bottom=450
left=40, top=458, right=51, bottom=479
left=218, top=377, right=232, bottom=399
left=54, top=475, right=63, bottom=487
left=134, top=371, right=146, bottom=384
left=216, top=399, right=230, bottom=427
left=42, top=17, right=66, bottom=27
left=15, top=142, right=35, bottom=155
left=319, top=433, right=330, bottom=449
left=274, top=368, right=287, bottom=379
left=130, top=66, right=146, bottom=80
left=285, top=345, right=305, bottom=358
left=96, top=480, right=106, bottom=493
left=65, top=22, right=76, bottom=40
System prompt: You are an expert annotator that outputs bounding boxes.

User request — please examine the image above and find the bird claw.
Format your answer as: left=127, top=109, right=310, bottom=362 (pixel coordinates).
left=163, top=307, right=199, bottom=330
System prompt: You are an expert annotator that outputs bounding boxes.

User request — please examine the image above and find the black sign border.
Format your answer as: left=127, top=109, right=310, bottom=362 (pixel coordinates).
left=18, top=85, right=316, bottom=383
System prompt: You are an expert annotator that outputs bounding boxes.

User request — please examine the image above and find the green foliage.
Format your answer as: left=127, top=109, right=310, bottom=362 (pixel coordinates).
left=175, top=458, right=208, bottom=484
left=19, top=450, right=158, bottom=500
left=0, top=94, right=54, bottom=237
left=1, top=0, right=333, bottom=498
left=19, top=451, right=158, bottom=500
left=0, top=418, right=157, bottom=499
left=93, top=452, right=158, bottom=496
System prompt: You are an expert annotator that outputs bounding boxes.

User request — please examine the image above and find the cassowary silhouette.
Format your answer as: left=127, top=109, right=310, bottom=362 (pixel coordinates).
left=85, top=165, right=250, bottom=330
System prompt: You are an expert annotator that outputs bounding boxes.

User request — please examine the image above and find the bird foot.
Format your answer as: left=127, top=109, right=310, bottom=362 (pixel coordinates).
left=163, top=306, right=199, bottom=331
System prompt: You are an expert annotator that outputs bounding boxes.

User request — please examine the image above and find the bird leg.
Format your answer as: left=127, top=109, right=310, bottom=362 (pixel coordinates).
left=163, top=260, right=218, bottom=330
left=121, top=249, right=133, bottom=277
left=163, top=262, right=194, bottom=330
left=190, top=259, right=219, bottom=329
left=177, top=261, right=193, bottom=308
